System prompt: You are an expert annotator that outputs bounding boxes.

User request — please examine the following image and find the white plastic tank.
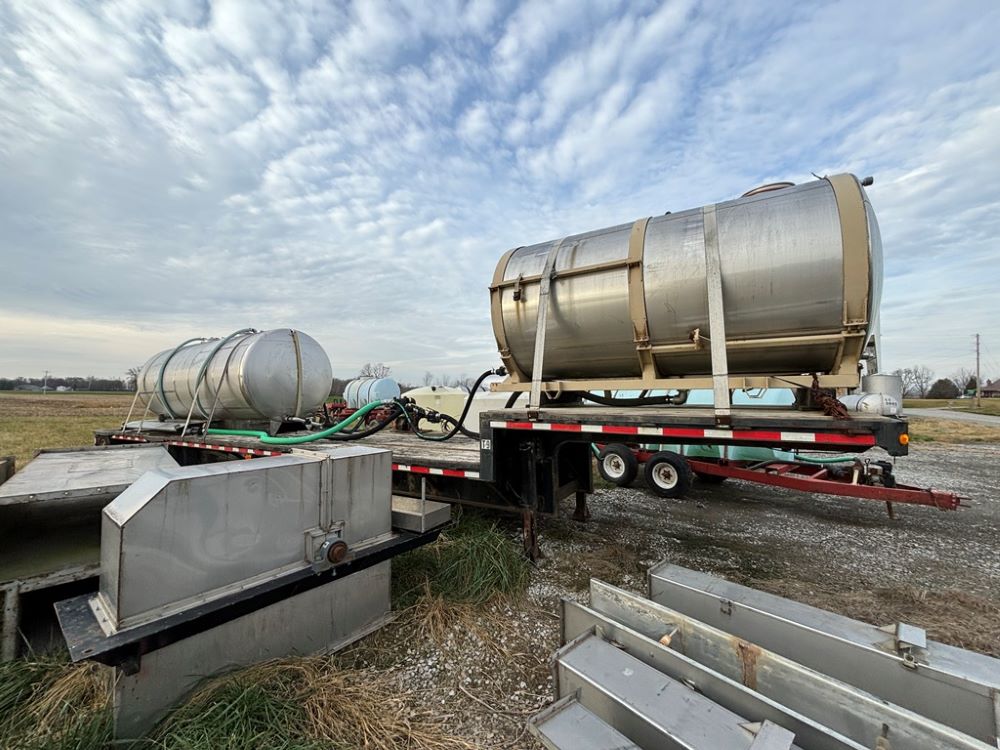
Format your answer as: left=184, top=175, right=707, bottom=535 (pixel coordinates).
left=344, top=377, right=400, bottom=409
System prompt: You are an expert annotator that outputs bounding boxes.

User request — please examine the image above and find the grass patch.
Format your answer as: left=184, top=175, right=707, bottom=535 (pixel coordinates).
left=0, top=392, right=132, bottom=467
left=905, top=398, right=1000, bottom=417
left=907, top=417, right=1000, bottom=443
left=392, top=510, right=530, bottom=608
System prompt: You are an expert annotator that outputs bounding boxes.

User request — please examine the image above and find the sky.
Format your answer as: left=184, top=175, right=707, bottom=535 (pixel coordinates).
left=1, top=0, right=998, bottom=385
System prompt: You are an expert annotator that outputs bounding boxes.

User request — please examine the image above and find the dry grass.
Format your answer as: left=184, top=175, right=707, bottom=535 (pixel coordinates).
left=164, top=657, right=479, bottom=750
left=0, top=391, right=132, bottom=467
left=907, top=416, right=1000, bottom=443
left=754, top=579, right=1000, bottom=657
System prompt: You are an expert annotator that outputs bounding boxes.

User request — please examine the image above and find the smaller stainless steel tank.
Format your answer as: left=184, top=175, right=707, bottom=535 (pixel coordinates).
left=344, top=377, right=400, bottom=409
left=136, top=329, right=332, bottom=422
left=862, top=373, right=904, bottom=415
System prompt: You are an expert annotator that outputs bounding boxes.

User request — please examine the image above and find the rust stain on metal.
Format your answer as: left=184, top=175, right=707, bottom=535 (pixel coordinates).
left=735, top=638, right=761, bottom=689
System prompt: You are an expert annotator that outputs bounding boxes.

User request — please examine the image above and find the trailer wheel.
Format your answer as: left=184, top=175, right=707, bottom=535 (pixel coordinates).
left=644, top=452, right=692, bottom=498
left=597, top=444, right=638, bottom=486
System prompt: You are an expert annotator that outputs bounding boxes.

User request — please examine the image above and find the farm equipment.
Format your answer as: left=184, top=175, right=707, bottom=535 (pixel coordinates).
left=0, top=173, right=965, bottom=740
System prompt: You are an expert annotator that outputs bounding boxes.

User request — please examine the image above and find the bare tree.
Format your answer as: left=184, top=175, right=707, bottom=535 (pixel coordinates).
left=423, top=371, right=435, bottom=386
left=125, top=365, right=143, bottom=392
left=452, top=373, right=475, bottom=392
left=950, top=368, right=976, bottom=395
left=359, top=362, right=391, bottom=378
left=894, top=366, right=934, bottom=398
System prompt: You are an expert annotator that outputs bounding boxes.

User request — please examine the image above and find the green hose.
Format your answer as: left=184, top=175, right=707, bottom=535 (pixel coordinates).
left=206, top=399, right=389, bottom=444
left=793, top=453, right=857, bottom=464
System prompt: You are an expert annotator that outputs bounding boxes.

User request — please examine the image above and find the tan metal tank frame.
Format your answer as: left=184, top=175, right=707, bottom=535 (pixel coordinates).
left=488, top=175, right=872, bottom=399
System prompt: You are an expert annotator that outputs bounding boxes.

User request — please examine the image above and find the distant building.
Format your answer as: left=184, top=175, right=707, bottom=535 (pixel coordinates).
left=14, top=384, right=43, bottom=391
left=982, top=379, right=1000, bottom=398
left=55, top=385, right=73, bottom=392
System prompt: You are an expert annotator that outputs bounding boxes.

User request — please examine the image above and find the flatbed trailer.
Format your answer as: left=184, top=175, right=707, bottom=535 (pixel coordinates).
left=98, top=403, right=916, bottom=556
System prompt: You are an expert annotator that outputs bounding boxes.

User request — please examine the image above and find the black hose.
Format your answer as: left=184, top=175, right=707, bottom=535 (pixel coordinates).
left=504, top=391, right=521, bottom=409
left=395, top=367, right=502, bottom=441
left=581, top=390, right=688, bottom=407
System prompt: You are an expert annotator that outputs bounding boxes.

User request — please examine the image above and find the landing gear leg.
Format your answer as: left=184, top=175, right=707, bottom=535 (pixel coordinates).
left=522, top=509, right=542, bottom=561
left=573, top=490, right=591, bottom=522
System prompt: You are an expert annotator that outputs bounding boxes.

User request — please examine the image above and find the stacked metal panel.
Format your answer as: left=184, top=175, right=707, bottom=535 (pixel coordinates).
left=531, top=564, right=999, bottom=750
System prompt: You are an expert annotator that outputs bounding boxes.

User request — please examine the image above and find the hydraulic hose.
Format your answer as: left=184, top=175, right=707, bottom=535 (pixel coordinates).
left=581, top=391, right=689, bottom=407
left=395, top=367, right=502, bottom=441
left=207, top=399, right=390, bottom=444
left=793, top=453, right=857, bottom=464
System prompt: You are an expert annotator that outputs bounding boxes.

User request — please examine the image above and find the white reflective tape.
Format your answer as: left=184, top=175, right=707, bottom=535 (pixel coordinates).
left=489, top=421, right=506, bottom=428
left=466, top=471, right=480, bottom=479
left=704, top=429, right=733, bottom=439
left=581, top=424, right=605, bottom=433
left=781, top=432, right=816, bottom=442
left=637, top=426, right=663, bottom=436
left=532, top=422, right=552, bottom=430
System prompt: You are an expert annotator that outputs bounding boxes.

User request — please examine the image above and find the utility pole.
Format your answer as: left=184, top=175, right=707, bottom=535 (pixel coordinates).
left=43, top=369, right=49, bottom=394
left=975, top=334, right=981, bottom=408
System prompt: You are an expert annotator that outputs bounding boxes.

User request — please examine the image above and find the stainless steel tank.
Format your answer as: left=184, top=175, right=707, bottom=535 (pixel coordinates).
left=136, top=329, right=333, bottom=422
left=490, top=175, right=882, bottom=382
left=344, top=377, right=400, bottom=409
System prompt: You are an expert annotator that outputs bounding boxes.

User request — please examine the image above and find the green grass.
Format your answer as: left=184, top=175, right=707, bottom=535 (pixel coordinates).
left=392, top=510, right=530, bottom=608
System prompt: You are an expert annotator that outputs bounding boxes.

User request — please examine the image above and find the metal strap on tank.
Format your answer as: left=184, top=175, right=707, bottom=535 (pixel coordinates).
left=489, top=247, right=527, bottom=383
left=827, top=174, right=871, bottom=376
left=156, top=338, right=207, bottom=420
left=627, top=217, right=657, bottom=381
left=290, top=329, right=303, bottom=418
left=702, top=204, right=731, bottom=418
left=529, top=238, right=566, bottom=409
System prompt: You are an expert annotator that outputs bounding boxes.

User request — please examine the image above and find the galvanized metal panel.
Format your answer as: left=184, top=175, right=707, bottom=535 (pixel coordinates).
left=562, top=598, right=862, bottom=750
left=0, top=446, right=178, bottom=506
left=648, top=563, right=1000, bottom=745
left=528, top=694, right=641, bottom=750
left=587, top=580, right=991, bottom=750
left=113, top=561, right=390, bottom=739
left=390, top=495, right=450, bottom=533
left=306, top=444, right=393, bottom=545
left=555, top=631, right=803, bottom=749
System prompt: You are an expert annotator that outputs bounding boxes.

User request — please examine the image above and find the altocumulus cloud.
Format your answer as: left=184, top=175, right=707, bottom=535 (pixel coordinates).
left=0, top=0, right=998, bottom=381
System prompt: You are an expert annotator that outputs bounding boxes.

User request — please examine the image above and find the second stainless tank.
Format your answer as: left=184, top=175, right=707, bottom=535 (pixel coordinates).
left=490, top=175, right=882, bottom=382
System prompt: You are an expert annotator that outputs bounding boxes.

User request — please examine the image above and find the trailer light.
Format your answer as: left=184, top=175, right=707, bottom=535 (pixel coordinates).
left=899, top=434, right=909, bottom=446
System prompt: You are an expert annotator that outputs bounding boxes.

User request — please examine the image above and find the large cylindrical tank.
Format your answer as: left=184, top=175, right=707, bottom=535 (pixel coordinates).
left=490, top=175, right=882, bottom=381
left=136, top=329, right=333, bottom=422
left=344, top=377, right=400, bottom=409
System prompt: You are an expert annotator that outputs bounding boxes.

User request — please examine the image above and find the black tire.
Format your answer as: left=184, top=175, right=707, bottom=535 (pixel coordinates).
left=694, top=470, right=727, bottom=484
left=643, top=451, right=692, bottom=498
left=597, top=444, right=638, bottom=486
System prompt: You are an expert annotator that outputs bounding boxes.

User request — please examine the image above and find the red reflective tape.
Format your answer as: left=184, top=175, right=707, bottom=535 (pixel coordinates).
left=442, top=469, right=467, bottom=477
left=505, top=421, right=534, bottom=430
left=661, top=428, right=707, bottom=439
left=409, top=466, right=431, bottom=474
left=550, top=423, right=583, bottom=432
left=814, top=433, right=876, bottom=445
left=602, top=425, right=639, bottom=435
left=734, top=431, right=783, bottom=442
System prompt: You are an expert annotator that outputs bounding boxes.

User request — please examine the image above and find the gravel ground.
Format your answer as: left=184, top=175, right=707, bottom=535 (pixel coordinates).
left=342, top=441, right=1000, bottom=748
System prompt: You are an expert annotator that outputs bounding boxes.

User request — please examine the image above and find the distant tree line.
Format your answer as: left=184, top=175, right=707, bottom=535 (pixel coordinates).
left=0, top=375, right=129, bottom=391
